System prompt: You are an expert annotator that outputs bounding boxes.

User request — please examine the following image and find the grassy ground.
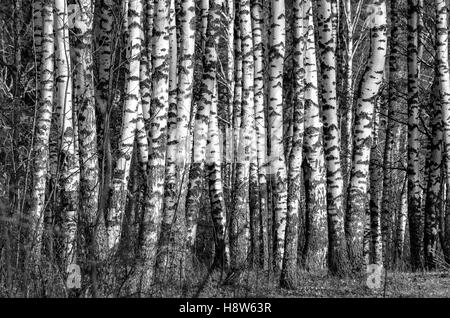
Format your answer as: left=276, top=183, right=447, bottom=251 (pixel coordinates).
left=2, top=261, right=449, bottom=297
left=164, top=269, right=450, bottom=298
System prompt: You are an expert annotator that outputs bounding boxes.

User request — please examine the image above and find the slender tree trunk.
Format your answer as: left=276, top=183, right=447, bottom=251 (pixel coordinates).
left=424, top=77, right=441, bottom=270
left=168, top=0, right=197, bottom=281
left=157, top=0, right=178, bottom=280
left=95, top=0, right=114, bottom=245
left=317, top=0, right=349, bottom=275
left=30, top=0, right=54, bottom=260
left=407, top=0, right=424, bottom=271
left=55, top=0, right=80, bottom=266
left=369, top=103, right=383, bottom=266
left=249, top=126, right=260, bottom=267
left=280, top=0, right=306, bottom=288
left=339, top=0, right=353, bottom=185
left=107, top=0, right=142, bottom=252
left=435, top=0, right=450, bottom=266
left=250, top=0, right=268, bottom=270
left=95, top=0, right=113, bottom=144
left=138, top=0, right=170, bottom=290
left=269, top=0, right=288, bottom=271
left=72, top=0, right=101, bottom=280
left=444, top=182, right=450, bottom=263
left=232, top=1, right=242, bottom=197
left=302, top=4, right=328, bottom=270
left=176, top=0, right=196, bottom=181
left=32, top=0, right=42, bottom=79
left=229, top=0, right=254, bottom=272
left=207, top=80, right=228, bottom=268
left=224, top=0, right=235, bottom=211
left=395, top=175, right=408, bottom=267
left=345, top=0, right=387, bottom=271
left=380, top=0, right=402, bottom=269
left=200, top=0, right=209, bottom=51
left=184, top=0, right=222, bottom=278
left=140, top=0, right=154, bottom=127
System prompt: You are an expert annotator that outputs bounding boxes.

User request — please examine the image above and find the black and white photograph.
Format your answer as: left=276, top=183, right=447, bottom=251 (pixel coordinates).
left=0, top=0, right=449, bottom=305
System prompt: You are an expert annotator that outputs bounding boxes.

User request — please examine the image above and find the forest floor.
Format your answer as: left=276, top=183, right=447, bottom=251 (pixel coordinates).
left=156, top=269, right=450, bottom=298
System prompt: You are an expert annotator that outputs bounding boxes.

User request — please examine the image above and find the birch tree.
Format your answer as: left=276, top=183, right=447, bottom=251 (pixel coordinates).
left=398, top=188, right=408, bottom=260
left=281, top=0, right=306, bottom=288
left=200, top=0, right=209, bottom=51
left=407, top=0, right=423, bottom=271
left=55, top=0, right=80, bottom=265
left=232, top=1, right=242, bottom=190
left=268, top=0, right=288, bottom=271
left=369, top=103, right=383, bottom=265
left=184, top=0, right=223, bottom=274
left=138, top=0, right=170, bottom=289
left=157, top=0, right=178, bottom=277
left=32, top=0, right=42, bottom=78
left=140, top=0, right=154, bottom=127
left=302, top=4, right=328, bottom=270
left=435, top=0, right=450, bottom=269
left=380, top=0, right=402, bottom=267
left=95, top=0, right=114, bottom=228
left=176, top=0, right=196, bottom=176
left=107, top=0, right=142, bottom=251
left=316, top=0, right=349, bottom=275
left=30, top=0, right=54, bottom=260
left=345, top=0, right=387, bottom=270
left=424, top=77, right=441, bottom=269
left=230, top=0, right=254, bottom=271
left=251, top=0, right=269, bottom=270
left=339, top=0, right=355, bottom=183
left=206, top=80, right=228, bottom=268
left=72, top=0, right=101, bottom=268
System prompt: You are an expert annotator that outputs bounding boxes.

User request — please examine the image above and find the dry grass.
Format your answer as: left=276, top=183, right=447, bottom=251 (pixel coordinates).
left=155, top=268, right=450, bottom=298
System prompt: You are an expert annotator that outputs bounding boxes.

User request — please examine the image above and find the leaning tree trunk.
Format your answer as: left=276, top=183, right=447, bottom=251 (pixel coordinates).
left=345, top=0, right=387, bottom=271
left=269, top=0, right=288, bottom=271
left=407, top=0, right=424, bottom=271
left=316, top=0, right=349, bottom=275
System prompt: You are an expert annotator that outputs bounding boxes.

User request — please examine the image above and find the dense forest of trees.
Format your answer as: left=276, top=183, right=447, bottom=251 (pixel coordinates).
left=1, top=0, right=450, bottom=297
